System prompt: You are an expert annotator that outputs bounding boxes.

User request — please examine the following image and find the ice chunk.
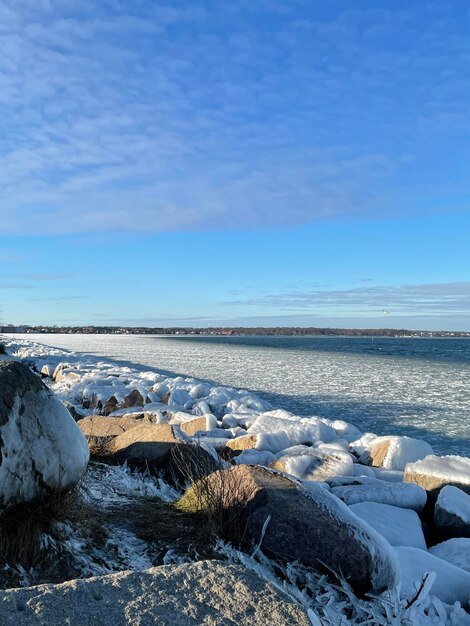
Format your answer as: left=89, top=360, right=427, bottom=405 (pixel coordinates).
left=349, top=502, right=427, bottom=549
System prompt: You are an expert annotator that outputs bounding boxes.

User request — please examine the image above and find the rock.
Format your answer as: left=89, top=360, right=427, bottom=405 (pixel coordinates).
left=103, top=423, right=219, bottom=478
left=0, top=560, right=310, bottom=626
left=226, top=434, right=258, bottom=451
left=104, top=423, right=185, bottom=465
left=40, top=363, right=55, bottom=378
left=271, top=445, right=354, bottom=481
left=329, top=477, right=427, bottom=512
left=55, top=369, right=82, bottom=383
left=434, top=485, right=470, bottom=537
left=176, top=415, right=218, bottom=437
left=404, top=454, right=470, bottom=496
left=0, top=360, right=89, bottom=508
left=367, top=436, right=433, bottom=471
left=77, top=415, right=155, bottom=452
left=52, top=362, right=71, bottom=380
left=102, top=394, right=119, bottom=416
left=180, top=465, right=400, bottom=595
left=123, top=388, right=145, bottom=409
left=349, top=502, right=427, bottom=549
left=396, top=546, right=470, bottom=606
left=63, top=401, right=88, bottom=421
left=429, top=538, right=470, bottom=572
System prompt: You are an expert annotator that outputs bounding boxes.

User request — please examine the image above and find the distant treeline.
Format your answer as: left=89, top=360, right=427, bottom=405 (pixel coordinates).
left=1, top=325, right=469, bottom=338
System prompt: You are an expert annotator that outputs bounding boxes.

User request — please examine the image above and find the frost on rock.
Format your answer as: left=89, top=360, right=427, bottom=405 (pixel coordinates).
left=404, top=455, right=470, bottom=495
left=0, top=360, right=89, bottom=508
left=396, top=545, right=470, bottom=606
left=349, top=502, right=427, bottom=549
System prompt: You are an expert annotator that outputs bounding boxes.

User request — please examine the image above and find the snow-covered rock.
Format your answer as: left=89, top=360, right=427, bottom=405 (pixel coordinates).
left=329, top=477, right=427, bottom=512
left=434, top=485, right=470, bottom=537
left=367, top=435, right=433, bottom=470
left=429, top=538, right=470, bottom=572
left=271, top=445, right=354, bottom=481
left=349, top=502, right=427, bottom=549
left=404, top=455, right=470, bottom=495
left=247, top=413, right=337, bottom=453
left=0, top=360, right=89, bottom=508
left=396, top=545, right=470, bottom=606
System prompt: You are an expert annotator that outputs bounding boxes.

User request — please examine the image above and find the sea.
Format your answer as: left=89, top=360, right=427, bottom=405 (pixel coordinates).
left=11, top=334, right=470, bottom=457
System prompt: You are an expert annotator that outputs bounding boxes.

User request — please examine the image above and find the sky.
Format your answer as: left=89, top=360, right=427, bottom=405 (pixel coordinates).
left=1, top=0, right=469, bottom=330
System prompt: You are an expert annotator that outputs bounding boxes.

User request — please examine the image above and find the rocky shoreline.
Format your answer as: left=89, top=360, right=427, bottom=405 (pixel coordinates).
left=0, top=337, right=469, bottom=625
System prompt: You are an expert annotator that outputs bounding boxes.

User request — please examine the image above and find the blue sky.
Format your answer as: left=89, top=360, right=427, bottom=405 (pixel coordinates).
left=1, top=0, right=469, bottom=329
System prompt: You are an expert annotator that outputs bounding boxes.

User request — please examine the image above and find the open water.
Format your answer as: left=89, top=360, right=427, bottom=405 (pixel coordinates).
left=12, top=334, right=470, bottom=456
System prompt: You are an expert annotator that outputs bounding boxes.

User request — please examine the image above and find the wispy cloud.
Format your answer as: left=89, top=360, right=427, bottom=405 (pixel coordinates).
left=224, top=281, right=470, bottom=318
left=1, top=2, right=470, bottom=234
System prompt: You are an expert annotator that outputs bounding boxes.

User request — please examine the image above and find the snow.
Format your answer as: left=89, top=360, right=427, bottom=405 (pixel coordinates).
left=395, top=545, right=470, bottom=606
left=436, top=485, right=470, bottom=523
left=429, top=538, right=470, bottom=572
left=405, top=454, right=470, bottom=487
left=349, top=502, right=427, bottom=549
left=247, top=413, right=337, bottom=452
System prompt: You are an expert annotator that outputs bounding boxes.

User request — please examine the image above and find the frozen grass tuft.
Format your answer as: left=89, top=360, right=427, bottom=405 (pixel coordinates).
left=216, top=542, right=470, bottom=626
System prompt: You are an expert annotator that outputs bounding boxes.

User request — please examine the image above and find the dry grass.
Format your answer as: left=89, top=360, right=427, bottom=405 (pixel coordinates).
left=173, top=446, right=257, bottom=547
left=0, top=487, right=80, bottom=567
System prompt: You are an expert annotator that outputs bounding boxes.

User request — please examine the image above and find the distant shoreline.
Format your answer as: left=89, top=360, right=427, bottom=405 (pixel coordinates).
left=2, top=325, right=470, bottom=338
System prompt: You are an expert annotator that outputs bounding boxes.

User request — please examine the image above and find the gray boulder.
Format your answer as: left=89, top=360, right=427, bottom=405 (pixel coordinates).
left=180, top=465, right=400, bottom=595
left=0, top=360, right=89, bottom=509
left=0, top=560, right=310, bottom=626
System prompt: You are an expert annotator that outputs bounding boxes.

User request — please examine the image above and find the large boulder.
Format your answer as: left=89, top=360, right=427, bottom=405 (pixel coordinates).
left=77, top=414, right=156, bottom=452
left=102, top=423, right=221, bottom=479
left=434, top=485, right=470, bottom=538
left=404, top=455, right=470, bottom=496
left=0, top=560, right=310, bottom=626
left=0, top=360, right=89, bottom=508
left=180, top=465, right=400, bottom=595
